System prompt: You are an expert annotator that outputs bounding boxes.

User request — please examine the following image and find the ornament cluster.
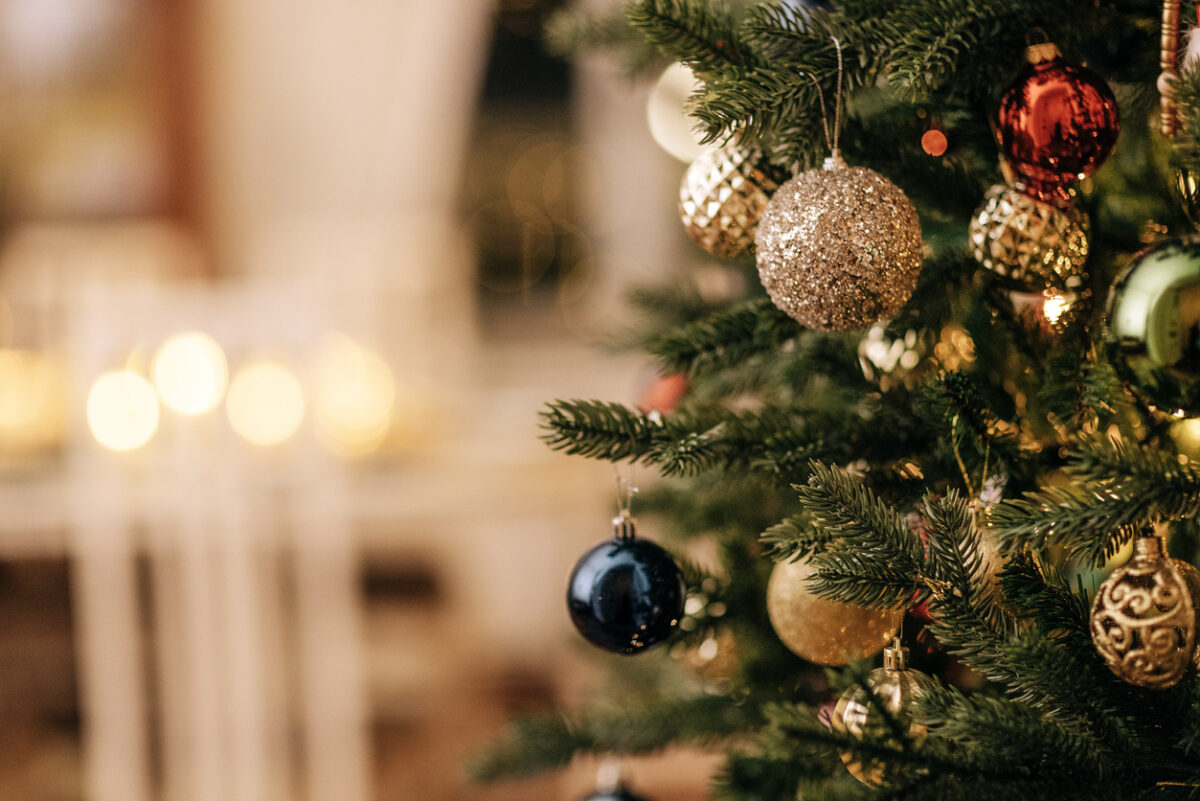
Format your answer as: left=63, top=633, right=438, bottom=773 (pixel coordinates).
left=971, top=41, right=1118, bottom=298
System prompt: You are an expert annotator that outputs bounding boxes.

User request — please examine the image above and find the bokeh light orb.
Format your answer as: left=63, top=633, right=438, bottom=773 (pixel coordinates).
left=314, top=333, right=395, bottom=457
left=153, top=332, right=228, bottom=415
left=87, top=370, right=159, bottom=451
left=226, top=360, right=304, bottom=447
left=647, top=63, right=712, bottom=163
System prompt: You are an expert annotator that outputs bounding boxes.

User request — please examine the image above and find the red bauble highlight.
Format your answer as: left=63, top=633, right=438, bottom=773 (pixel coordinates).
left=997, top=43, right=1119, bottom=207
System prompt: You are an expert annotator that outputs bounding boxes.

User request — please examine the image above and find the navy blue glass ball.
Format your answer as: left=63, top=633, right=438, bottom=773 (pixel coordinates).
left=567, top=536, right=685, bottom=655
left=581, top=790, right=650, bottom=801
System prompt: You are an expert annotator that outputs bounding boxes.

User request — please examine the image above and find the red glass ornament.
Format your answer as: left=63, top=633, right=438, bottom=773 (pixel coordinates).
left=997, top=43, right=1119, bottom=207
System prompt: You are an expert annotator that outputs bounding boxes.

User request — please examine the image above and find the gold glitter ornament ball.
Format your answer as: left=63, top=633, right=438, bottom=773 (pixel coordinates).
left=969, top=184, right=1089, bottom=291
left=755, top=154, right=924, bottom=331
left=765, top=556, right=903, bottom=665
left=679, top=144, right=779, bottom=258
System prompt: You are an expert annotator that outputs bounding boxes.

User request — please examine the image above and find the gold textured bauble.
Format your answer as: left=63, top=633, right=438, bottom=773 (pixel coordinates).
left=968, top=184, right=1089, bottom=291
left=679, top=145, right=779, bottom=258
left=1090, top=535, right=1198, bottom=688
left=765, top=556, right=903, bottom=665
left=831, top=641, right=927, bottom=786
left=755, top=154, right=924, bottom=331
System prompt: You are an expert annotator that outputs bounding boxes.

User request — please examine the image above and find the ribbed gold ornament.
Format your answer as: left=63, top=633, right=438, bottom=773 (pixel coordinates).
left=969, top=184, right=1089, bottom=291
left=679, top=145, right=778, bottom=258
left=1090, top=534, right=1200, bottom=688
left=765, top=556, right=903, bottom=665
left=831, top=640, right=927, bottom=787
left=755, top=154, right=924, bottom=331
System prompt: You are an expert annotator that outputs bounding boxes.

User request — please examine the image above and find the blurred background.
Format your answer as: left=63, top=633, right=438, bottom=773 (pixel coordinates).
left=0, top=0, right=726, bottom=799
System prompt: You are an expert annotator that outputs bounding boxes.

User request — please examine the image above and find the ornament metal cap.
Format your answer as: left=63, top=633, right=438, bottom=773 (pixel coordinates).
left=612, top=512, right=637, bottom=541
left=1132, top=532, right=1167, bottom=564
left=823, top=149, right=845, bottom=170
left=882, top=638, right=908, bottom=671
left=1025, top=42, right=1062, bottom=64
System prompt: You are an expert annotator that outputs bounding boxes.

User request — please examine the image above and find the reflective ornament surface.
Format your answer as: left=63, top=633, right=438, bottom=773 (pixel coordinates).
left=857, top=324, right=974, bottom=391
left=567, top=516, right=685, bottom=655
left=765, top=556, right=903, bottom=665
left=679, top=145, right=779, bottom=258
left=969, top=184, right=1089, bottom=291
left=1105, top=238, right=1200, bottom=416
left=998, top=43, right=1119, bottom=207
left=1090, top=535, right=1198, bottom=688
left=755, top=154, right=924, bottom=330
left=1176, top=167, right=1200, bottom=230
left=831, top=641, right=927, bottom=786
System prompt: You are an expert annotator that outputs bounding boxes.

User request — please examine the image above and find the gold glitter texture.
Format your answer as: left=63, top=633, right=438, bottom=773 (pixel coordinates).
left=679, top=145, right=778, bottom=258
left=765, top=556, right=902, bottom=665
left=969, top=184, right=1089, bottom=291
left=755, top=156, right=924, bottom=331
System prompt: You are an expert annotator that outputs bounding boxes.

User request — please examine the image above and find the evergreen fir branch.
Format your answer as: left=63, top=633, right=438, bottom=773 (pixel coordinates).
left=626, top=0, right=759, bottom=76
left=467, top=694, right=755, bottom=782
left=540, top=399, right=660, bottom=462
left=542, top=399, right=851, bottom=478
left=648, top=298, right=801, bottom=377
left=1039, top=334, right=1127, bottom=428
left=798, top=462, right=926, bottom=609
left=995, top=550, right=1090, bottom=639
left=760, top=513, right=835, bottom=562
left=1174, top=66, right=1200, bottom=173
left=916, top=683, right=1116, bottom=783
left=920, top=491, right=1011, bottom=632
left=988, top=435, right=1200, bottom=563
left=922, top=370, right=1033, bottom=482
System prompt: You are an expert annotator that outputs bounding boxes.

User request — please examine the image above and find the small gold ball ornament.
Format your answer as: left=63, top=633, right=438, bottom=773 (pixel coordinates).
left=755, top=152, right=924, bottom=331
left=1090, top=533, right=1200, bottom=689
left=968, top=184, right=1089, bottom=291
left=679, top=144, right=779, bottom=258
left=831, top=639, right=927, bottom=786
left=765, top=556, right=903, bottom=665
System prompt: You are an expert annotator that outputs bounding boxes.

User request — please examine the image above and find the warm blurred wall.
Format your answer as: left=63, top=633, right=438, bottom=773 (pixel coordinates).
left=0, top=0, right=719, bottom=800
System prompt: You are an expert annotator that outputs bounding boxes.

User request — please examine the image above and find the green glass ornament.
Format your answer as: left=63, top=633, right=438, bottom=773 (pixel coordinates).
left=1106, top=238, right=1200, bottom=416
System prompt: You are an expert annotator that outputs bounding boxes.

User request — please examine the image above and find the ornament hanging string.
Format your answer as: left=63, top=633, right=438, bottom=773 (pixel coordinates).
left=613, top=462, right=638, bottom=521
left=804, top=36, right=845, bottom=159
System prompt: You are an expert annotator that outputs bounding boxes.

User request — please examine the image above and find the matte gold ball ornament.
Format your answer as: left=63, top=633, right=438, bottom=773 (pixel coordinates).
left=831, top=640, right=928, bottom=786
left=1090, top=533, right=1200, bottom=688
left=765, top=555, right=904, bottom=665
left=679, top=144, right=779, bottom=258
left=969, top=184, right=1089, bottom=291
left=755, top=152, right=924, bottom=331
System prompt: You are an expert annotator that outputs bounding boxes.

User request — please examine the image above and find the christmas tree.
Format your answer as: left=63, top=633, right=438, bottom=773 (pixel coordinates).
left=473, top=1, right=1200, bottom=798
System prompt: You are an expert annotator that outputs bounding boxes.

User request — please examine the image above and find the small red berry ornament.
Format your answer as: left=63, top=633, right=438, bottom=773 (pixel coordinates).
left=997, top=42, right=1119, bottom=207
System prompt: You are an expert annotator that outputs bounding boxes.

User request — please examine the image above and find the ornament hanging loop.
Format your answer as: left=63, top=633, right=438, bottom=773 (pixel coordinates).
left=806, top=36, right=846, bottom=165
left=612, top=463, right=638, bottom=540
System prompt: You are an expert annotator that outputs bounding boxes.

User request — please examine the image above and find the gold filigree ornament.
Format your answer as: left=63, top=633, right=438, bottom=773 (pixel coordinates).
left=1090, top=533, right=1200, bottom=688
